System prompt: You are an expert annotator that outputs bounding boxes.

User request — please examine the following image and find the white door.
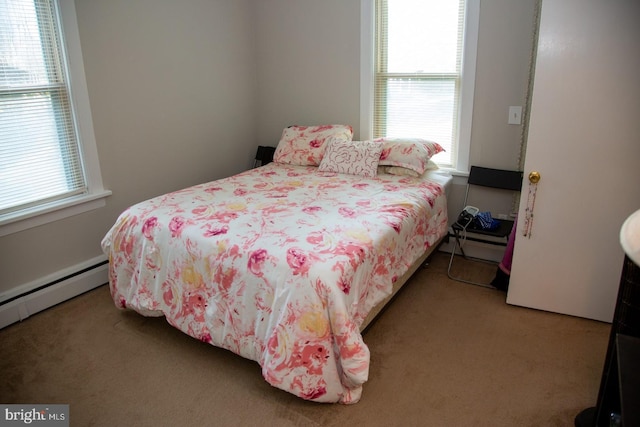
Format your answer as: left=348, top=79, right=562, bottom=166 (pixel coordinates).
left=506, top=0, right=640, bottom=322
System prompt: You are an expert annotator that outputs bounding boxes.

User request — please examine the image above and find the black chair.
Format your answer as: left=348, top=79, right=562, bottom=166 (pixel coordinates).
left=447, top=166, right=524, bottom=287
left=253, top=145, right=276, bottom=168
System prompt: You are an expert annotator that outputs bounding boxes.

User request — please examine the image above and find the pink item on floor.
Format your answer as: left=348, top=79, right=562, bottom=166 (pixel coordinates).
left=498, top=215, right=518, bottom=275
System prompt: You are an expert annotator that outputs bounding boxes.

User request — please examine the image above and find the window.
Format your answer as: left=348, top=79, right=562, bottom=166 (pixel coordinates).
left=361, top=0, right=479, bottom=171
left=0, top=0, right=109, bottom=236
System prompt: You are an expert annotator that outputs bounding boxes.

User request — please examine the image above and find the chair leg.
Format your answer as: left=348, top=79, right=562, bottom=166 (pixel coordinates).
left=446, top=228, right=499, bottom=289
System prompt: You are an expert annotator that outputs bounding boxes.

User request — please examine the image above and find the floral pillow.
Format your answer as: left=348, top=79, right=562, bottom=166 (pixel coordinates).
left=318, top=139, right=382, bottom=178
left=273, top=125, right=354, bottom=166
left=374, top=137, right=444, bottom=175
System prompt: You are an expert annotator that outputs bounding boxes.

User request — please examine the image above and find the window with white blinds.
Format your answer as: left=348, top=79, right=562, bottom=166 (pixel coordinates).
left=0, top=0, right=87, bottom=216
left=0, top=0, right=108, bottom=236
left=374, top=0, right=468, bottom=168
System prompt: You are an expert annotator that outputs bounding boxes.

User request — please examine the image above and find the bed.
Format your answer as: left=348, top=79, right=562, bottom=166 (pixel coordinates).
left=101, top=126, right=451, bottom=404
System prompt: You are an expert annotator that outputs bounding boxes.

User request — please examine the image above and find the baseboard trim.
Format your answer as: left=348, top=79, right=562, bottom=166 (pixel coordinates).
left=0, top=256, right=109, bottom=329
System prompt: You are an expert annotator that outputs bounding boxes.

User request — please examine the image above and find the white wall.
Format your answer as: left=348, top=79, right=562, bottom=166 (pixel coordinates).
left=471, top=0, right=537, bottom=170
left=253, top=0, right=362, bottom=146
left=0, top=0, right=538, bottom=310
left=0, top=0, right=257, bottom=297
left=252, top=0, right=538, bottom=235
left=254, top=0, right=537, bottom=169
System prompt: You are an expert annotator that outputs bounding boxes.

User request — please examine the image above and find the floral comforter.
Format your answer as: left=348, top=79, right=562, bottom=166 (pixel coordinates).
left=101, top=163, right=449, bottom=403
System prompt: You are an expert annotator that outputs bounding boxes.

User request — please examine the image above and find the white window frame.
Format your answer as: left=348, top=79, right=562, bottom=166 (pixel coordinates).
left=0, top=0, right=110, bottom=237
left=360, top=0, right=479, bottom=173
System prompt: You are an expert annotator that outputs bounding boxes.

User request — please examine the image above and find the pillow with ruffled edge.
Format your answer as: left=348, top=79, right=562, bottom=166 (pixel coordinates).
left=273, top=124, right=354, bottom=166
left=374, top=137, right=444, bottom=175
left=318, top=139, right=383, bottom=178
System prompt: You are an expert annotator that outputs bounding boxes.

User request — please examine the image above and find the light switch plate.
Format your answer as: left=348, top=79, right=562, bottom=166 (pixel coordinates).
left=508, top=106, right=522, bottom=125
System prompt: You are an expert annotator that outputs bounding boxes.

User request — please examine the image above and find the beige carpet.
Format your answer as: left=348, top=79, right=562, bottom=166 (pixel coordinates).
left=0, top=252, right=610, bottom=426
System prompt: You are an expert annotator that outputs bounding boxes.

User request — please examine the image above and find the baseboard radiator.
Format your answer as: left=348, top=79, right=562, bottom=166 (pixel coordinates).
left=0, top=256, right=109, bottom=329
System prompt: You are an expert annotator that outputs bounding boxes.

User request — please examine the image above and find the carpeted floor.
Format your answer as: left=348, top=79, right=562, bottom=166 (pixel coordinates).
left=0, top=252, right=610, bottom=426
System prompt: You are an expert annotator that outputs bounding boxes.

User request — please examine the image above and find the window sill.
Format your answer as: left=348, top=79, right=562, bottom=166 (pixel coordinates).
left=438, top=167, right=469, bottom=177
left=0, top=190, right=112, bottom=237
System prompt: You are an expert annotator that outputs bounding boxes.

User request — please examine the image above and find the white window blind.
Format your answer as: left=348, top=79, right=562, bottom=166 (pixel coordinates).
left=374, top=0, right=465, bottom=168
left=0, top=0, right=86, bottom=216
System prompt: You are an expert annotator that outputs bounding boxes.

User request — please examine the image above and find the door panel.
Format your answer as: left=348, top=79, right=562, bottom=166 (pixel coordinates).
left=506, top=0, right=640, bottom=322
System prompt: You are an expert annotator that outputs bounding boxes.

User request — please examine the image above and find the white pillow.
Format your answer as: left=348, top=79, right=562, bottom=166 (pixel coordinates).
left=318, top=139, right=382, bottom=178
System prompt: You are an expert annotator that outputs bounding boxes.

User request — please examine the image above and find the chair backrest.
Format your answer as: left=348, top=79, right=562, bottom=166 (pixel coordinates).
left=467, top=166, right=523, bottom=191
